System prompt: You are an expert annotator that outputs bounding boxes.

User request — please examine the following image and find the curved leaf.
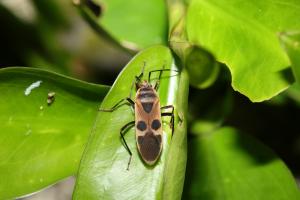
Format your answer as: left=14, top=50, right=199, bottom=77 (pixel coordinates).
left=183, top=126, right=300, bottom=199
left=186, top=0, right=300, bottom=102
left=162, top=68, right=189, bottom=200
left=280, top=31, right=300, bottom=83
left=185, top=46, right=220, bottom=89
left=0, top=67, right=109, bottom=199
left=167, top=1, right=220, bottom=89
left=73, top=45, right=188, bottom=199
left=76, top=0, right=167, bottom=50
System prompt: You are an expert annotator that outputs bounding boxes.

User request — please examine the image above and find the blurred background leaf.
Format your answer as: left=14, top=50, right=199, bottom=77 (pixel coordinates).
left=0, top=67, right=109, bottom=199
left=0, top=0, right=131, bottom=83
left=280, top=31, right=300, bottom=83
left=75, top=0, right=168, bottom=51
left=186, top=0, right=300, bottom=102
left=183, top=127, right=300, bottom=199
left=185, top=46, right=220, bottom=89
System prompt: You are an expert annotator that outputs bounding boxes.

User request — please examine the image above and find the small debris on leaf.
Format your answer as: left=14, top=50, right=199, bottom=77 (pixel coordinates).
left=47, top=92, right=56, bottom=106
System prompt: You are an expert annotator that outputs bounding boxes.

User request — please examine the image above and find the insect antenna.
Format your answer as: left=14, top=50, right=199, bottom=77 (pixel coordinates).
left=148, top=68, right=179, bottom=91
left=135, top=61, right=146, bottom=82
left=134, top=61, right=146, bottom=90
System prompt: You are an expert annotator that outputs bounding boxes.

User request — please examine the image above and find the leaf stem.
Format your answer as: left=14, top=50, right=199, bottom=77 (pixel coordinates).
left=167, top=0, right=191, bottom=61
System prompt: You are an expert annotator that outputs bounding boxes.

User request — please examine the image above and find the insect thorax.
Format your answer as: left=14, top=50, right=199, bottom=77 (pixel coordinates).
left=136, top=84, right=157, bottom=100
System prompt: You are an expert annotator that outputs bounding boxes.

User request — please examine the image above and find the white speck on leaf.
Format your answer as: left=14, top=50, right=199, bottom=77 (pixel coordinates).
left=25, top=129, right=32, bottom=136
left=224, top=178, right=231, bottom=183
left=8, top=116, right=13, bottom=125
left=24, top=80, right=42, bottom=96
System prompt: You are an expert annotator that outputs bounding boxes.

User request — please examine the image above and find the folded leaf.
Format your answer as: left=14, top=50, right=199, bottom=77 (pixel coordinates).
left=73, top=45, right=188, bottom=200
left=187, top=0, right=300, bottom=101
left=280, top=31, right=300, bottom=83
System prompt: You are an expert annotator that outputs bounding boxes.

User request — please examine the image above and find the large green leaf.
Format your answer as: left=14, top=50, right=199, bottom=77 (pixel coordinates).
left=187, top=0, right=300, bottom=102
left=0, top=67, right=109, bottom=199
left=76, top=0, right=167, bottom=50
left=183, top=126, right=300, bottom=199
left=73, top=45, right=188, bottom=199
left=167, top=0, right=220, bottom=89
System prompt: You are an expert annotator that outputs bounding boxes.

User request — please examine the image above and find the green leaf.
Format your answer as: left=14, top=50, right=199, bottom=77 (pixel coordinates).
left=185, top=46, right=220, bottom=89
left=285, top=83, right=300, bottom=106
left=76, top=0, right=167, bottom=50
left=167, top=1, right=220, bottom=89
left=186, top=0, right=300, bottom=102
left=183, top=126, right=300, bottom=199
left=73, top=45, right=188, bottom=199
left=162, top=68, right=189, bottom=200
left=0, top=67, right=109, bottom=199
left=280, top=31, right=300, bottom=83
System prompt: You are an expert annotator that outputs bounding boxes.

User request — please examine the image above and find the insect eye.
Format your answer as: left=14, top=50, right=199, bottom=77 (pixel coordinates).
left=137, top=121, right=147, bottom=131
left=151, top=119, right=161, bottom=130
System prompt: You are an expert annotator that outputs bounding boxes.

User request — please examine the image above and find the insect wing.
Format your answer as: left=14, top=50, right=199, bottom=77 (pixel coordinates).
left=135, top=92, right=163, bottom=165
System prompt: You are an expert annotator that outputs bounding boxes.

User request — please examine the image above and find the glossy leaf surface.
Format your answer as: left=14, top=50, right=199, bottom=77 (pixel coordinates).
left=77, top=0, right=167, bottom=50
left=0, top=67, right=109, bottom=199
left=187, top=0, right=300, bottom=101
left=184, top=126, right=300, bottom=199
left=73, top=45, right=188, bottom=200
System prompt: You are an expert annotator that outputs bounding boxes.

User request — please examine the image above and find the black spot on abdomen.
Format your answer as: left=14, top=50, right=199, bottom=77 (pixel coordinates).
left=141, top=102, right=153, bottom=113
left=137, top=121, right=147, bottom=131
left=151, top=119, right=161, bottom=130
left=138, top=132, right=162, bottom=163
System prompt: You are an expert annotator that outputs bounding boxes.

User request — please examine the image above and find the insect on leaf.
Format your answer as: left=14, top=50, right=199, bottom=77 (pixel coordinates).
left=73, top=45, right=188, bottom=200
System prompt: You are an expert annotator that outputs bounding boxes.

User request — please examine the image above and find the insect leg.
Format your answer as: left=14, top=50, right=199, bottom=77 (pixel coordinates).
left=161, top=105, right=175, bottom=135
left=100, top=62, right=147, bottom=112
left=120, top=121, right=135, bottom=170
left=99, top=97, right=135, bottom=112
left=100, top=62, right=146, bottom=112
left=160, top=105, right=174, bottom=111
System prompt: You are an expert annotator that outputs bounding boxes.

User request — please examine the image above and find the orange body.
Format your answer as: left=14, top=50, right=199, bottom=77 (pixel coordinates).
left=135, top=84, right=162, bottom=165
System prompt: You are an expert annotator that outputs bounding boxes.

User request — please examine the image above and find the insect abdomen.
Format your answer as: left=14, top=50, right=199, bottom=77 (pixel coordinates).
left=137, top=132, right=162, bottom=163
